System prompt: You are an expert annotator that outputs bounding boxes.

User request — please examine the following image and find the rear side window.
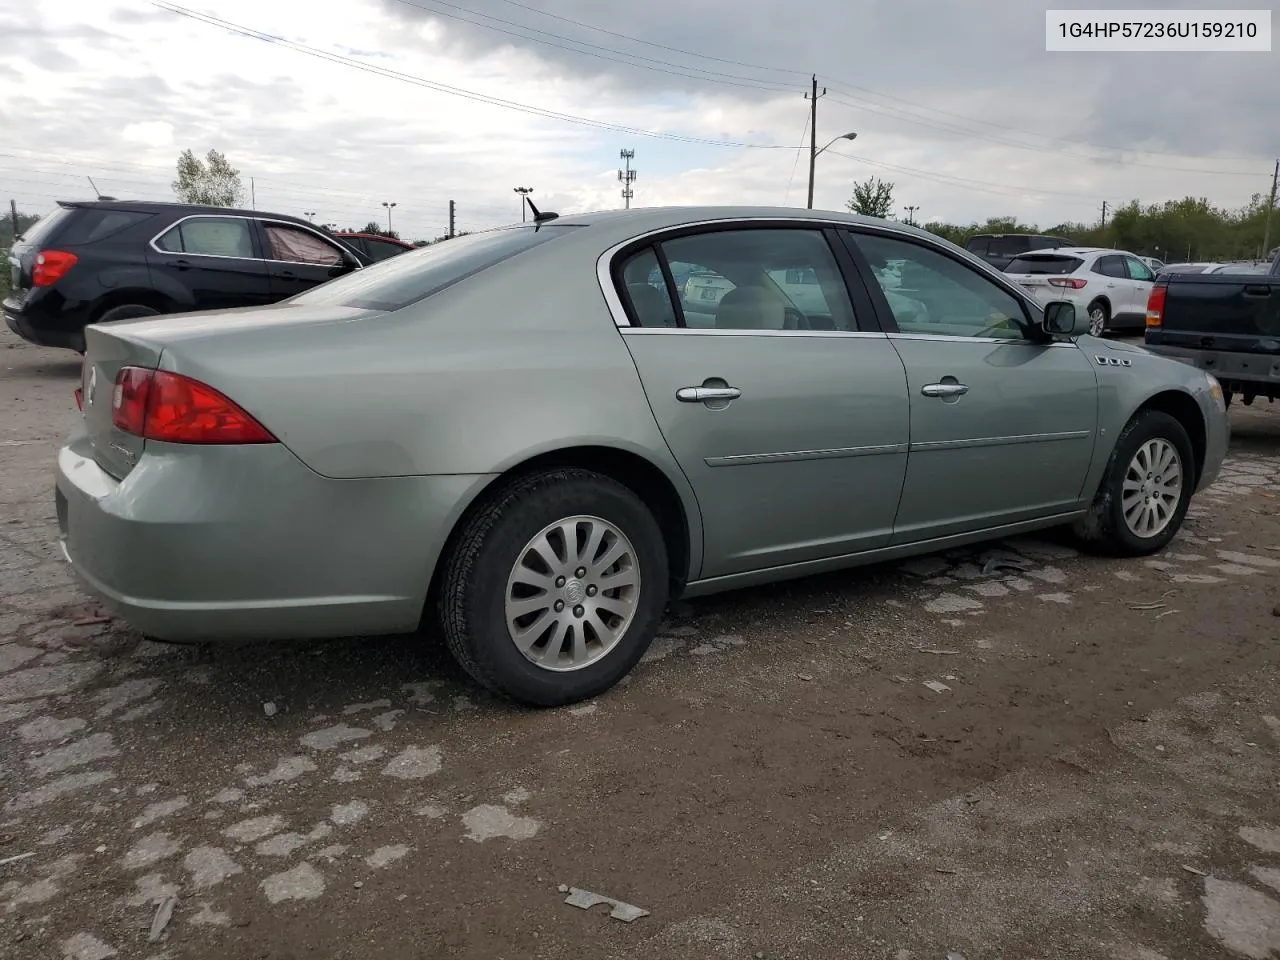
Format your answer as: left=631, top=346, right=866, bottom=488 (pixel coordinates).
left=1005, top=254, right=1084, bottom=274
left=965, top=237, right=990, bottom=254
left=58, top=210, right=153, bottom=246
left=1093, top=256, right=1128, bottom=279
left=289, top=225, right=577, bottom=311
left=154, top=217, right=255, bottom=258
left=363, top=238, right=409, bottom=261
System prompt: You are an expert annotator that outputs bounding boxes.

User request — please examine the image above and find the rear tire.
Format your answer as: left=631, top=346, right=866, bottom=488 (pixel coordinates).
left=1087, top=300, right=1109, bottom=337
left=95, top=304, right=160, bottom=325
left=1071, top=409, right=1195, bottom=557
left=437, top=468, right=669, bottom=707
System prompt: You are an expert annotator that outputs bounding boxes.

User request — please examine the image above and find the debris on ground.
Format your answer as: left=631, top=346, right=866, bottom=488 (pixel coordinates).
left=0, top=852, right=36, bottom=867
left=916, top=648, right=961, bottom=656
left=1155, top=609, right=1180, bottom=619
left=562, top=886, right=650, bottom=922
left=1183, top=864, right=1208, bottom=876
left=923, top=681, right=952, bottom=694
left=72, top=616, right=112, bottom=626
left=148, top=895, right=177, bottom=942
left=798, top=674, right=814, bottom=682
left=263, top=702, right=278, bottom=718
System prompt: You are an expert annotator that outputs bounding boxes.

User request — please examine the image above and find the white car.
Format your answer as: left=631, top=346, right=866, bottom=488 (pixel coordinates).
left=1139, top=256, right=1164, bottom=272
left=1002, top=247, right=1156, bottom=337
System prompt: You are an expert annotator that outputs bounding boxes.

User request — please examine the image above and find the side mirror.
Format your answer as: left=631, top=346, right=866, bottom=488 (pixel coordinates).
left=1042, top=300, right=1087, bottom=337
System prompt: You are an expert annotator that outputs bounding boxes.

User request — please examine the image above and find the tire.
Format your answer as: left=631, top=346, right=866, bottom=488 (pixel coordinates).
left=1087, top=300, right=1109, bottom=338
left=437, top=468, right=669, bottom=707
left=96, top=304, right=161, bottom=325
left=1072, top=409, right=1196, bottom=557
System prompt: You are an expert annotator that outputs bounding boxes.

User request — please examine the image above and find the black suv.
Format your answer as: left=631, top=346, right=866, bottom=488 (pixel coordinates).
left=3, top=200, right=367, bottom=352
left=965, top=233, right=1075, bottom=271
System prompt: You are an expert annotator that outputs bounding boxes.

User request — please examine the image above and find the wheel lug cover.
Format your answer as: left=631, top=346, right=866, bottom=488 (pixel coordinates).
left=573, top=605, right=584, bottom=618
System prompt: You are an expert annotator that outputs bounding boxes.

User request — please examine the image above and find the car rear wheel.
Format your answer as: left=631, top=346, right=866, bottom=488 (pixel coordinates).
left=1087, top=300, right=1109, bottom=337
left=96, top=304, right=161, bottom=325
left=1071, top=409, right=1195, bottom=556
left=437, top=468, right=669, bottom=707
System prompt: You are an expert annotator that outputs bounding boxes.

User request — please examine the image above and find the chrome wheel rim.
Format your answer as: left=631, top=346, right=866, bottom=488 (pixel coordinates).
left=1121, top=438, right=1183, bottom=539
left=1089, top=307, right=1106, bottom=337
left=504, top=515, right=641, bottom=672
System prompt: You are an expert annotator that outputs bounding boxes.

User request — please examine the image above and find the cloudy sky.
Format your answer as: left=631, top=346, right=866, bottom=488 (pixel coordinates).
left=0, top=0, right=1273, bottom=241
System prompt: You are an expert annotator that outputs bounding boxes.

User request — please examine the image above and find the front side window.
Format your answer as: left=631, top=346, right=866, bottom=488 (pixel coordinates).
left=1124, top=256, right=1155, bottom=282
left=364, top=238, right=409, bottom=261
left=264, top=224, right=344, bottom=265
left=154, top=217, right=254, bottom=258
left=638, top=228, right=858, bottom=331
left=851, top=231, right=1032, bottom=340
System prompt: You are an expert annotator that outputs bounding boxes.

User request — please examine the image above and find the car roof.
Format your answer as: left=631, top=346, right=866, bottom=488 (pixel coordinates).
left=56, top=198, right=313, bottom=226
left=334, top=232, right=414, bottom=246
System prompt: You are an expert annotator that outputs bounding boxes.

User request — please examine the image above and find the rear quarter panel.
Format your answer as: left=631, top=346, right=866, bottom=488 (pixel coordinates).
left=153, top=231, right=705, bottom=569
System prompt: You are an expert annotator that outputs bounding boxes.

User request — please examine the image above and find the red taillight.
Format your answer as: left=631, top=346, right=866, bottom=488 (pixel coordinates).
left=74, top=388, right=83, bottom=411
left=1047, top=277, right=1087, bottom=289
left=110, top=367, right=276, bottom=444
left=1146, top=285, right=1166, bottom=329
left=31, top=250, right=78, bottom=287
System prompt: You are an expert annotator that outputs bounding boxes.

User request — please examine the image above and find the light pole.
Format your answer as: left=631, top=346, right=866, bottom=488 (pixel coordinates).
left=304, top=211, right=316, bottom=222
left=808, top=132, right=858, bottom=210
left=903, top=205, right=919, bottom=226
left=381, top=201, right=397, bottom=233
left=514, top=187, right=533, bottom=221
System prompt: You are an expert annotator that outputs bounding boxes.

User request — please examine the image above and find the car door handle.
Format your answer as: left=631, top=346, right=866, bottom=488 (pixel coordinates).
left=921, top=382, right=969, bottom=398
left=277, top=270, right=297, bottom=279
left=168, top=259, right=191, bottom=271
left=1242, top=285, right=1272, bottom=298
left=677, top=386, right=741, bottom=402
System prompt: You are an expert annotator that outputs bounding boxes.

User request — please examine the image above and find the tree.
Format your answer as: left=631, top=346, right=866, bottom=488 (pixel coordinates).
left=847, top=177, right=895, bottom=218
left=172, top=149, right=245, bottom=207
left=361, top=221, right=400, bottom=240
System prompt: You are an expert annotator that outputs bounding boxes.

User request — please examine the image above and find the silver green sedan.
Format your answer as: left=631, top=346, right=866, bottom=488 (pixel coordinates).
left=56, top=207, right=1229, bottom=706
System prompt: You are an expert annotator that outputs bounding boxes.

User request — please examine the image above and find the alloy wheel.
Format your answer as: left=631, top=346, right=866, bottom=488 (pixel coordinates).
left=1121, top=438, right=1183, bottom=538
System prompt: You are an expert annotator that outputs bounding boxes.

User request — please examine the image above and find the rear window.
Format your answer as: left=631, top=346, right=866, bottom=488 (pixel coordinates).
left=15, top=207, right=73, bottom=247
left=965, top=237, right=990, bottom=253
left=987, top=236, right=1032, bottom=257
left=290, top=224, right=578, bottom=311
left=58, top=209, right=153, bottom=246
left=1005, top=254, right=1083, bottom=274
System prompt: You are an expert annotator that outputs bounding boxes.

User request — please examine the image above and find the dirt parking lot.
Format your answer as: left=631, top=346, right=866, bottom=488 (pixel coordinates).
left=2, top=329, right=1280, bottom=960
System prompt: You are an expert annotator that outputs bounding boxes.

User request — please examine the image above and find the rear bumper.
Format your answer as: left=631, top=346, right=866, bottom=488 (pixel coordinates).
left=55, top=424, right=492, bottom=642
left=1145, top=343, right=1280, bottom=389
left=4, top=301, right=87, bottom=352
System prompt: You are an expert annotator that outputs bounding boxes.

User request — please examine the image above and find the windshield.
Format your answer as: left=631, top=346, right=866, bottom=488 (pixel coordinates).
left=290, top=224, right=579, bottom=311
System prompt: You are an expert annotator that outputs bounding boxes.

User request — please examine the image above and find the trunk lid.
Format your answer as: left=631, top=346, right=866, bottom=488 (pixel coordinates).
left=5, top=206, right=74, bottom=310
left=81, top=325, right=166, bottom=480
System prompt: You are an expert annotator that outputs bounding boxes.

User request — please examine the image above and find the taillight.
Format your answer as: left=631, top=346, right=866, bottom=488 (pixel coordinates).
left=1047, top=277, right=1087, bottom=289
left=32, top=250, right=78, bottom=287
left=110, top=367, right=276, bottom=444
left=1145, top=285, right=1166, bottom=328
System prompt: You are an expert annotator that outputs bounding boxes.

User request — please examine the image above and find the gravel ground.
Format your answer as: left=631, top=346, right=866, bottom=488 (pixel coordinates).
left=2, top=329, right=1279, bottom=960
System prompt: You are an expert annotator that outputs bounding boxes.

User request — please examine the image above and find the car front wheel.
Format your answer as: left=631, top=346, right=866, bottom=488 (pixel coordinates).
left=437, top=468, right=669, bottom=707
left=1087, top=301, right=1108, bottom=337
left=1072, top=409, right=1195, bottom=556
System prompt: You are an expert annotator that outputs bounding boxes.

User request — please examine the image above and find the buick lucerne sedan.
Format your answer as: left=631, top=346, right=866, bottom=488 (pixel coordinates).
left=56, top=206, right=1229, bottom=706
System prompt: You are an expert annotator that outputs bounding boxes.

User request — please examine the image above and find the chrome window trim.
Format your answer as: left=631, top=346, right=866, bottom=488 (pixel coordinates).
left=149, top=214, right=360, bottom=268
left=619, top=327, right=887, bottom=339
left=595, top=215, right=1043, bottom=332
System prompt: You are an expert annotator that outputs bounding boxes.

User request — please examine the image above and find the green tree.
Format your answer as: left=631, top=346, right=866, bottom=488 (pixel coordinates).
left=361, top=221, right=400, bottom=240
left=847, top=177, right=896, bottom=218
left=172, top=149, right=245, bottom=207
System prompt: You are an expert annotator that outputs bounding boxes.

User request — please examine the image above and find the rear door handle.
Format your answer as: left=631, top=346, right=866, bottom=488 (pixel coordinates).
left=677, top=386, right=741, bottom=402
left=277, top=270, right=297, bottom=279
left=921, top=383, right=969, bottom=398
left=1242, top=285, right=1272, bottom=298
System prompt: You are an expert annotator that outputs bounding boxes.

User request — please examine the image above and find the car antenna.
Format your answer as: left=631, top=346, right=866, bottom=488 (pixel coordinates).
left=86, top=176, right=112, bottom=201
left=524, top=195, right=558, bottom=226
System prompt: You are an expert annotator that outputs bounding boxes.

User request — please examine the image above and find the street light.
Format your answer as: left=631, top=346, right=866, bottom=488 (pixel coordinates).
left=808, top=132, right=858, bottom=209
left=381, top=201, right=397, bottom=232
left=304, top=211, right=316, bottom=222
left=514, top=187, right=533, bottom=222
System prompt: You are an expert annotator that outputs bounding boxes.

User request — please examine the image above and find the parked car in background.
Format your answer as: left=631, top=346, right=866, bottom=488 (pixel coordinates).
left=3, top=200, right=365, bottom=352
left=1157, top=262, right=1220, bottom=276
left=1204, top=260, right=1275, bottom=275
left=57, top=206, right=1227, bottom=707
left=1145, top=250, right=1280, bottom=407
left=965, top=233, right=1075, bottom=270
left=1139, top=256, right=1165, bottom=272
left=331, top=231, right=415, bottom=262
left=1002, top=246, right=1156, bottom=336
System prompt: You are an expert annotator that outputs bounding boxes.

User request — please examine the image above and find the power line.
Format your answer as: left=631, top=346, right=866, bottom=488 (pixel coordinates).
left=149, top=2, right=797, bottom=151
left=782, top=109, right=810, bottom=205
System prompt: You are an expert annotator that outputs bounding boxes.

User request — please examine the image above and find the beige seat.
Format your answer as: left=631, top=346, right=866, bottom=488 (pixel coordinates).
left=626, top=283, right=675, bottom=327
left=713, top=286, right=786, bottom=330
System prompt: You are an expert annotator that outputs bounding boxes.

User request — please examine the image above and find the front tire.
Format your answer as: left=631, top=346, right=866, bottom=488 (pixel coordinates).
left=437, top=468, right=669, bottom=707
left=1072, top=409, right=1195, bottom=556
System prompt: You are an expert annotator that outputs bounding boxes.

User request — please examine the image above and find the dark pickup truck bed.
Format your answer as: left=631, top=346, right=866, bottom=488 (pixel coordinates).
left=1144, top=254, right=1280, bottom=407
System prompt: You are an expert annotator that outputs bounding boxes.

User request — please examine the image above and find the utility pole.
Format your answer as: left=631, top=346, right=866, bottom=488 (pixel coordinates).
left=381, top=201, right=397, bottom=233
left=250, top=177, right=256, bottom=210
left=903, top=205, right=919, bottom=226
left=1262, top=159, right=1279, bottom=259
left=9, top=199, right=18, bottom=238
left=1100, top=200, right=1108, bottom=228
left=805, top=75, right=827, bottom=210
left=514, top=187, right=533, bottom=222
left=618, top=149, right=637, bottom=209
left=448, top=200, right=456, bottom=239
